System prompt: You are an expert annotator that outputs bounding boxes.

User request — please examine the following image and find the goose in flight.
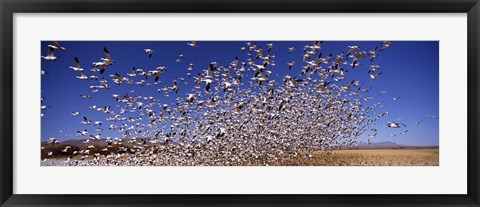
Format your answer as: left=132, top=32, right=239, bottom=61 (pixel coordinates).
left=286, top=77, right=303, bottom=89
left=101, top=47, right=114, bottom=65
left=288, top=61, right=295, bottom=69
left=187, top=63, right=194, bottom=71
left=176, top=54, right=184, bottom=62
left=90, top=135, right=100, bottom=140
left=76, top=72, right=89, bottom=80
left=194, top=73, right=202, bottom=85
left=46, top=137, right=59, bottom=146
left=187, top=41, right=196, bottom=47
left=413, top=120, right=424, bottom=125
left=340, top=80, right=355, bottom=91
left=71, top=111, right=80, bottom=116
left=223, top=81, right=232, bottom=92
left=369, top=72, right=382, bottom=80
left=202, top=79, right=213, bottom=92
left=127, top=67, right=137, bottom=77
left=377, top=112, right=390, bottom=119
left=346, top=45, right=359, bottom=56
left=41, top=47, right=58, bottom=61
left=81, top=116, right=91, bottom=125
left=393, top=96, right=401, bottom=101
left=267, top=43, right=273, bottom=52
left=321, top=53, right=333, bottom=64
left=41, top=105, right=49, bottom=110
left=254, top=62, right=268, bottom=77
left=152, top=71, right=161, bottom=83
left=69, top=57, right=84, bottom=72
left=379, top=41, right=392, bottom=51
left=288, top=47, right=295, bottom=53
left=311, top=41, right=323, bottom=50
left=174, top=80, right=180, bottom=94
left=186, top=94, right=196, bottom=104
left=144, top=49, right=154, bottom=58
left=48, top=41, right=66, bottom=51
left=255, top=48, right=263, bottom=59
left=92, top=61, right=108, bottom=74
left=361, top=87, right=372, bottom=93
left=368, top=65, right=380, bottom=73
left=426, top=115, right=438, bottom=119
left=387, top=121, right=406, bottom=128
left=351, top=51, right=366, bottom=69
left=369, top=46, right=378, bottom=61
left=61, top=146, right=72, bottom=153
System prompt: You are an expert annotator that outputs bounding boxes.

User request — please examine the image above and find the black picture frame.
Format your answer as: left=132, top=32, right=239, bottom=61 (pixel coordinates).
left=1, top=0, right=479, bottom=206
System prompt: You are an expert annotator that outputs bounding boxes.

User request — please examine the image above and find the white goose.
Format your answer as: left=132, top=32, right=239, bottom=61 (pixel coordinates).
left=379, top=41, right=392, bottom=51
left=368, top=65, right=380, bottom=73
left=76, top=130, right=88, bottom=136
left=127, top=67, right=137, bottom=77
left=101, top=47, right=114, bottom=65
left=81, top=116, right=91, bottom=125
left=187, top=63, right=194, bottom=71
left=267, top=43, right=273, bottom=52
left=387, top=121, right=406, bottom=128
left=41, top=47, right=58, bottom=61
left=48, top=41, right=66, bottom=51
left=369, top=72, right=382, bottom=80
left=287, top=61, right=295, bottom=69
left=69, top=57, right=84, bottom=72
left=346, top=45, right=359, bottom=56
left=144, top=49, right=154, bottom=58
left=176, top=54, right=184, bottom=62
left=187, top=41, right=196, bottom=47
left=76, top=72, right=88, bottom=80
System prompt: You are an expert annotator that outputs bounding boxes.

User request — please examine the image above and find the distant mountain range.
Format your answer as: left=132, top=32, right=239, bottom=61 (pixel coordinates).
left=357, top=141, right=408, bottom=148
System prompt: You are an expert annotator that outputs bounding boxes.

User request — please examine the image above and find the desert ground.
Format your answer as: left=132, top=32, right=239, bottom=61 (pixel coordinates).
left=41, top=142, right=439, bottom=166
left=274, top=148, right=439, bottom=166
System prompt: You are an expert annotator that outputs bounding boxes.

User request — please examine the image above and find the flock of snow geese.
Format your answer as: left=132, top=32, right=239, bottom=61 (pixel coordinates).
left=41, top=41, right=437, bottom=166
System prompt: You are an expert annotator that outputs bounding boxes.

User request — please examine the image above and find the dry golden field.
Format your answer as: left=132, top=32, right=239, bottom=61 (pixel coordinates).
left=275, top=148, right=439, bottom=166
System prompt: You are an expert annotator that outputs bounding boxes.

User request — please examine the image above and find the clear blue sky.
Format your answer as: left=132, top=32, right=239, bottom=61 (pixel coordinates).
left=41, top=41, right=439, bottom=146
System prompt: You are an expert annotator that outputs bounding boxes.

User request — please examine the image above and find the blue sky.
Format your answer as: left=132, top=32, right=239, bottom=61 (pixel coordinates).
left=41, top=41, right=439, bottom=146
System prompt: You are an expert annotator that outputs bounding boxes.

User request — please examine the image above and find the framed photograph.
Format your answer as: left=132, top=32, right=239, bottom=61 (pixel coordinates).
left=1, top=0, right=479, bottom=206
